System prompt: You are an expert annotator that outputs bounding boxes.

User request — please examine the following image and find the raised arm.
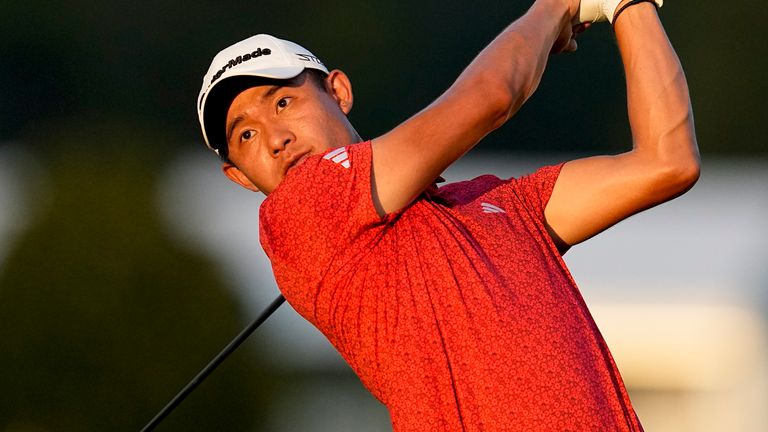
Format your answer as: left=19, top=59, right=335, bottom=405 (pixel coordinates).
left=544, top=1, right=700, bottom=252
left=370, top=0, right=578, bottom=215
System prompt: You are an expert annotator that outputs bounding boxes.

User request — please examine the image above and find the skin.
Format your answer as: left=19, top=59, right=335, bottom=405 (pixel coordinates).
left=222, top=71, right=361, bottom=194
left=222, top=0, right=699, bottom=254
left=546, top=0, right=700, bottom=251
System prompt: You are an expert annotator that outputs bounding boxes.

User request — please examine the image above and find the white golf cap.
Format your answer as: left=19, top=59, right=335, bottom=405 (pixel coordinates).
left=197, top=34, right=329, bottom=157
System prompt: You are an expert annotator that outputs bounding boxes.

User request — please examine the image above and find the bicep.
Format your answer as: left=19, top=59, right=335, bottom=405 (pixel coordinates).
left=544, top=151, right=694, bottom=248
left=371, top=81, right=508, bottom=215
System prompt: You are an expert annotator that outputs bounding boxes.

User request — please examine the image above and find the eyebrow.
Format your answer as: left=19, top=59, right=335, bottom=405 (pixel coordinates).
left=226, top=114, right=246, bottom=144
left=261, top=84, right=283, bottom=101
left=225, top=84, right=286, bottom=143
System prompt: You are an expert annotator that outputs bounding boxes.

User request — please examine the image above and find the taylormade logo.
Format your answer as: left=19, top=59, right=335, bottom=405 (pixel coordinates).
left=210, top=48, right=272, bottom=84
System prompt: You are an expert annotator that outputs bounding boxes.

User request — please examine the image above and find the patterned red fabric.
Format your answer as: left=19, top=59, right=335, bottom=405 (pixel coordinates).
left=260, top=141, right=643, bottom=431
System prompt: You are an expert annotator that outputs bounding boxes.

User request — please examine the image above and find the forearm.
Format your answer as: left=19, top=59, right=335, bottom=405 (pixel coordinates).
left=449, top=0, right=572, bottom=127
left=369, top=0, right=575, bottom=215
left=536, top=2, right=700, bottom=249
left=616, top=3, right=700, bottom=178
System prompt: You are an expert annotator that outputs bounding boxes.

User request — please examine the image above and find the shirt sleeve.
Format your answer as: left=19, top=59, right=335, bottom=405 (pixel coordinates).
left=500, top=163, right=565, bottom=222
left=259, top=141, right=381, bottom=283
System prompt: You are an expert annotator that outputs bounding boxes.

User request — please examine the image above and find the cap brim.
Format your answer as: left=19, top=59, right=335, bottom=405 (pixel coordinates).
left=197, top=34, right=330, bottom=156
left=199, top=68, right=306, bottom=156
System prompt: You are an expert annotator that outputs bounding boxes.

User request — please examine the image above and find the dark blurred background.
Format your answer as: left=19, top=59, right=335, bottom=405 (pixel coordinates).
left=4, top=0, right=766, bottom=156
left=1, top=1, right=766, bottom=431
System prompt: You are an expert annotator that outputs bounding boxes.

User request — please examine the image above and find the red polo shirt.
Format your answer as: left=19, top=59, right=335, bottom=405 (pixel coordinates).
left=260, top=141, right=643, bottom=431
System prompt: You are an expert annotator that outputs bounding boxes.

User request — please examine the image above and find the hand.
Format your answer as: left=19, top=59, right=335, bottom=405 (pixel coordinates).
left=551, top=0, right=581, bottom=21
left=551, top=22, right=590, bottom=54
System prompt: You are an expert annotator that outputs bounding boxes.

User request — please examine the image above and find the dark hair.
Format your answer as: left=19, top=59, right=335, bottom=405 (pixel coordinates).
left=303, top=68, right=330, bottom=93
left=205, top=70, right=329, bottom=163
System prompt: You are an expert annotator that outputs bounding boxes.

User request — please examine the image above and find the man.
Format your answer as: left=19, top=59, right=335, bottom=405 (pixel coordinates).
left=196, top=0, right=698, bottom=429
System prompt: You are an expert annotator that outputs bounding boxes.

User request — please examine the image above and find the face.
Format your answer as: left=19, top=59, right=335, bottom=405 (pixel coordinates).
left=222, top=70, right=358, bottom=194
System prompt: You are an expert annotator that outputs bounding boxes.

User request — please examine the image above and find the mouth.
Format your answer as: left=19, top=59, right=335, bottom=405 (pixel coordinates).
left=285, top=152, right=311, bottom=175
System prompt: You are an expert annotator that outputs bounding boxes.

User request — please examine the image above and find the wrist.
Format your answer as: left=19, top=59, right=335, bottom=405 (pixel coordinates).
left=612, top=0, right=661, bottom=26
left=535, top=0, right=575, bottom=25
left=576, top=0, right=661, bottom=24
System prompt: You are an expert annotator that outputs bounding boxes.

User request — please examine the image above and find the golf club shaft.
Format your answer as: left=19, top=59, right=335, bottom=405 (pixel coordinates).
left=141, top=294, right=286, bottom=431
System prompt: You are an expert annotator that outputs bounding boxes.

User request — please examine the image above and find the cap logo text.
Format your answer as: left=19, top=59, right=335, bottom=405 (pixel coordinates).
left=296, top=53, right=325, bottom=67
left=211, top=48, right=272, bottom=84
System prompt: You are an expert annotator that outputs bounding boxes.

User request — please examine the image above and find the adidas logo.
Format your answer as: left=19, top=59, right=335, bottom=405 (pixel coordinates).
left=481, top=202, right=506, bottom=214
left=323, top=147, right=350, bottom=169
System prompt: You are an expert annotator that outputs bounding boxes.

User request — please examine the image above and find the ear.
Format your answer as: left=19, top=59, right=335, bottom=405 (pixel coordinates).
left=222, top=162, right=260, bottom=193
left=325, top=69, right=354, bottom=115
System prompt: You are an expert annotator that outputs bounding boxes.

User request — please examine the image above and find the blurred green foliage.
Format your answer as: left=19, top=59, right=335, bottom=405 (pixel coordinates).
left=0, top=122, right=275, bottom=431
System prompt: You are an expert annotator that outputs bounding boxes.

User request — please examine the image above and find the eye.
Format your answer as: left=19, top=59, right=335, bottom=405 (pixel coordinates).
left=277, top=97, right=291, bottom=111
left=240, top=130, right=254, bottom=142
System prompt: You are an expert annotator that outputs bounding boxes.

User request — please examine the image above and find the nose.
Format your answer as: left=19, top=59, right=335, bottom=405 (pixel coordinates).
left=267, top=126, right=295, bottom=157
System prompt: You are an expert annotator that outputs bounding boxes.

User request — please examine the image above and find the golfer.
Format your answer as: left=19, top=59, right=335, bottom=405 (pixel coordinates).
left=196, top=0, right=698, bottom=429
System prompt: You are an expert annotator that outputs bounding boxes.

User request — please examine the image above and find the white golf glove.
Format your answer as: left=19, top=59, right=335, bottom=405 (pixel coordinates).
left=576, top=0, right=663, bottom=24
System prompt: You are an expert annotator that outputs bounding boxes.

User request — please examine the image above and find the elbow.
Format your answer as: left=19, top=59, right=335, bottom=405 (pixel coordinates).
left=666, top=134, right=701, bottom=195
left=486, top=84, right=527, bottom=131
left=488, top=92, right=515, bottom=130
left=655, top=110, right=700, bottom=194
left=461, top=72, right=521, bottom=131
left=480, top=81, right=516, bottom=130
left=669, top=160, right=700, bottom=196
left=678, top=157, right=701, bottom=190
left=636, top=117, right=700, bottom=198
left=651, top=150, right=701, bottom=198
left=488, top=79, right=537, bottom=130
